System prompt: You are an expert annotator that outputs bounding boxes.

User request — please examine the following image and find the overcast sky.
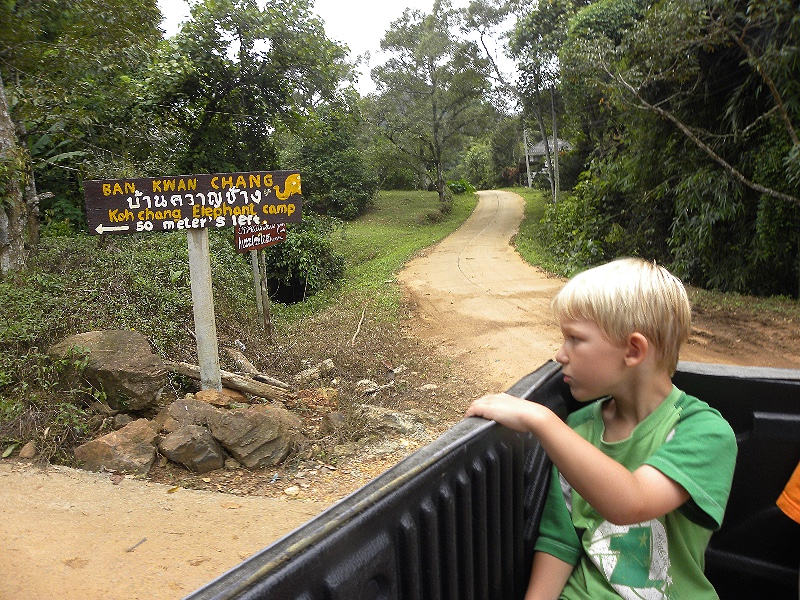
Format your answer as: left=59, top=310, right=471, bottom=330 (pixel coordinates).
left=156, top=0, right=513, bottom=93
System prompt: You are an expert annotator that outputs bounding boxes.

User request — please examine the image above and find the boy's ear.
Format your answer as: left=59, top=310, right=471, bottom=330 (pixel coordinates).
left=624, top=332, right=649, bottom=366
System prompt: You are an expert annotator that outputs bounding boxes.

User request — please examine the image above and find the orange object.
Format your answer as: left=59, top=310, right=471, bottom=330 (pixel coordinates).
left=777, top=460, right=800, bottom=524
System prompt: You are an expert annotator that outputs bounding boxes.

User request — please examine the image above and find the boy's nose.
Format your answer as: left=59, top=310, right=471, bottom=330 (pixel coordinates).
left=555, top=344, right=567, bottom=364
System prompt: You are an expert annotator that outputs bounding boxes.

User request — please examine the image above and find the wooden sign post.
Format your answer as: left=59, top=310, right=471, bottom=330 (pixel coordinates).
left=235, top=222, right=287, bottom=339
left=83, top=171, right=302, bottom=390
left=187, top=228, right=222, bottom=390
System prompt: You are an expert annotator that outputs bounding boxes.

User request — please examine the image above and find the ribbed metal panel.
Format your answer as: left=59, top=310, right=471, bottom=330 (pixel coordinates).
left=188, top=360, right=800, bottom=600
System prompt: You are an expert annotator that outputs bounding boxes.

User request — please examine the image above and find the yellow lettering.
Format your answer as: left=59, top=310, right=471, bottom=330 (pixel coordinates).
left=221, top=176, right=233, bottom=189
left=152, top=180, right=162, bottom=192
left=211, top=177, right=219, bottom=190
left=236, top=175, right=246, bottom=188
left=163, top=179, right=175, bottom=192
left=249, top=174, right=260, bottom=188
left=177, top=179, right=186, bottom=191
left=103, top=184, right=111, bottom=196
left=113, top=183, right=123, bottom=195
left=287, top=203, right=295, bottom=217
left=187, top=179, right=196, bottom=191
left=264, top=174, right=273, bottom=187
left=125, top=182, right=136, bottom=194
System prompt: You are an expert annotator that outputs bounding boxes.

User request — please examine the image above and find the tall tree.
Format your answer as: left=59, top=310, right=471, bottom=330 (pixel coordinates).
left=371, top=0, right=492, bottom=204
left=0, top=0, right=162, bottom=271
left=510, top=0, right=588, bottom=201
left=147, top=0, right=350, bottom=175
left=0, top=73, right=31, bottom=274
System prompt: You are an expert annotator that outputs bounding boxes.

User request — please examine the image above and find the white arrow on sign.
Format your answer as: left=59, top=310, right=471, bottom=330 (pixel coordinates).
left=95, top=224, right=130, bottom=234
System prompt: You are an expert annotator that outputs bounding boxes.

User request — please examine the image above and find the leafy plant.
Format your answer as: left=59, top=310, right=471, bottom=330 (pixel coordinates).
left=447, top=179, right=477, bottom=195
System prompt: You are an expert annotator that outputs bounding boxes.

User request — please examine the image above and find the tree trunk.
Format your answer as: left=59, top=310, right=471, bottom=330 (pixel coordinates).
left=551, top=87, right=560, bottom=203
left=165, top=360, right=290, bottom=402
left=532, top=81, right=554, bottom=201
left=0, top=74, right=33, bottom=275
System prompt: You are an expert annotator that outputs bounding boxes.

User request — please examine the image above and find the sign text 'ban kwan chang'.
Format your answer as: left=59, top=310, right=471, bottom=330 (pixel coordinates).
left=83, top=170, right=302, bottom=235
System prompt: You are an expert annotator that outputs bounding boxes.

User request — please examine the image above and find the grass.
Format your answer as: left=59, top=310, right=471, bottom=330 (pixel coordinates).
left=273, top=190, right=477, bottom=324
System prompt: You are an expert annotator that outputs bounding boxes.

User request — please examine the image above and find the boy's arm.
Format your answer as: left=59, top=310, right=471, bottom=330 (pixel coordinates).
left=466, top=393, right=690, bottom=526
left=524, top=552, right=574, bottom=600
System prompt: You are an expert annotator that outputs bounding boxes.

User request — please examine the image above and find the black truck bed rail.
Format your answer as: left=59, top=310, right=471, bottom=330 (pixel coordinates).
left=186, top=361, right=800, bottom=600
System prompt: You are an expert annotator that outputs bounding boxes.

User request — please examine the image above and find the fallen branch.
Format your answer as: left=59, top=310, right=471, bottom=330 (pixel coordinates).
left=222, top=347, right=291, bottom=390
left=165, top=360, right=290, bottom=402
left=351, top=305, right=367, bottom=346
left=126, top=538, right=147, bottom=553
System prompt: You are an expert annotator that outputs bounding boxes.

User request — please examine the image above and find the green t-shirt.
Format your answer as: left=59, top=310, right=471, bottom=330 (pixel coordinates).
left=534, top=386, right=737, bottom=600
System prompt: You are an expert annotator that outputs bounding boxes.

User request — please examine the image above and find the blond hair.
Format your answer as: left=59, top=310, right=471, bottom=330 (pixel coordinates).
left=551, top=258, right=691, bottom=375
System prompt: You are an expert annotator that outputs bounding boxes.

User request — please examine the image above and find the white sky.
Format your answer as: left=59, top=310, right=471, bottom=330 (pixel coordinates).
left=156, top=0, right=514, bottom=94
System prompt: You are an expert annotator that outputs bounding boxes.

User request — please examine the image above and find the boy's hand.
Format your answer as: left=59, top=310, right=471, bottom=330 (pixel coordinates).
left=465, top=393, right=540, bottom=433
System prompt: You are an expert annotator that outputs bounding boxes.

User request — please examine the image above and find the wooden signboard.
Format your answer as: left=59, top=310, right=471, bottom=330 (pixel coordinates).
left=83, top=170, right=302, bottom=235
left=81, top=170, right=303, bottom=392
left=234, top=222, right=288, bottom=253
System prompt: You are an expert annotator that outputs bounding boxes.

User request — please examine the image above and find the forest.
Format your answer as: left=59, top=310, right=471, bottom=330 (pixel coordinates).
left=1, top=0, right=799, bottom=296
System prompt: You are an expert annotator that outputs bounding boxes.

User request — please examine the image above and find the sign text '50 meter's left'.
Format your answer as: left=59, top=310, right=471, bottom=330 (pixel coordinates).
left=83, top=171, right=302, bottom=235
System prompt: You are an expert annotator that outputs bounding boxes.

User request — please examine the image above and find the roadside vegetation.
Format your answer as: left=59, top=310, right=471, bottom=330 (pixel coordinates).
left=513, top=187, right=800, bottom=332
left=0, top=190, right=478, bottom=464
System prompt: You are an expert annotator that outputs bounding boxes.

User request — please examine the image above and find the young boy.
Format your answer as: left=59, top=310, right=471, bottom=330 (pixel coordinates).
left=466, top=258, right=737, bottom=600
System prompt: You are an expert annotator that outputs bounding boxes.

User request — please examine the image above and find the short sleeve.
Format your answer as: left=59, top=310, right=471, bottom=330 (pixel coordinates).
left=645, top=402, right=737, bottom=530
left=534, top=464, right=583, bottom=564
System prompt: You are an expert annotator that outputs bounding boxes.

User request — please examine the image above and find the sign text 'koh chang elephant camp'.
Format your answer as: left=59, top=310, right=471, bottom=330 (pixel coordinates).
left=83, top=171, right=303, bottom=235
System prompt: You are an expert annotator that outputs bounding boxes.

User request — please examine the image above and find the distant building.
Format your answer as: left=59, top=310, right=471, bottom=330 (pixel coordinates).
left=527, top=137, right=572, bottom=158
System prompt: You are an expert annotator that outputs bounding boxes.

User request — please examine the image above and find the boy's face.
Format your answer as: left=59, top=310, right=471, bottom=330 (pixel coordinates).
left=555, top=318, right=629, bottom=402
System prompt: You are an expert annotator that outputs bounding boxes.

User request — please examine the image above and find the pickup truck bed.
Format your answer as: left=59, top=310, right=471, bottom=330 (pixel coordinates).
left=187, top=361, right=800, bottom=600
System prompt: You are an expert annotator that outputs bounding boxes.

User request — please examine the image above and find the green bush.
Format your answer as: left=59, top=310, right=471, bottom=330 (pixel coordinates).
left=261, top=215, right=345, bottom=303
left=446, top=179, right=477, bottom=195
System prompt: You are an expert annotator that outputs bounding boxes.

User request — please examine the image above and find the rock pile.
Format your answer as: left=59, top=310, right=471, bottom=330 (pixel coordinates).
left=40, top=330, right=438, bottom=477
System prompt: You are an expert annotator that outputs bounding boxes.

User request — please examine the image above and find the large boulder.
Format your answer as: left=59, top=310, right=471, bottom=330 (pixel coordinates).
left=153, top=398, right=222, bottom=434
left=73, top=419, right=158, bottom=474
left=208, top=405, right=304, bottom=468
left=158, top=424, right=225, bottom=473
left=49, top=330, right=167, bottom=412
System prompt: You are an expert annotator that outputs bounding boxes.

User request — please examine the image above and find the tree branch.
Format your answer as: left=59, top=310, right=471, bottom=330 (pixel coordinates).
left=611, top=69, right=800, bottom=206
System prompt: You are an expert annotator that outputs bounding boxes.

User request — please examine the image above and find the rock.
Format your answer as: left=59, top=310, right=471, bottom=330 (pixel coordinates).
left=196, top=388, right=248, bottom=407
left=153, top=398, right=222, bottom=434
left=355, top=379, right=379, bottom=393
left=73, top=419, right=158, bottom=474
left=208, top=405, right=304, bottom=468
left=113, top=414, right=134, bottom=429
left=319, top=411, right=346, bottom=434
left=18, top=441, right=36, bottom=459
left=159, top=425, right=225, bottom=473
left=419, top=384, right=438, bottom=392
left=284, top=486, right=301, bottom=497
left=406, top=408, right=439, bottom=425
left=294, top=359, right=336, bottom=385
left=48, top=330, right=167, bottom=412
left=357, top=404, right=426, bottom=436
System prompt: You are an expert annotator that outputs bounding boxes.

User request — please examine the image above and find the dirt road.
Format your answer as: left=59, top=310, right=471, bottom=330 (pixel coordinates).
left=399, top=189, right=564, bottom=391
left=3, top=189, right=799, bottom=600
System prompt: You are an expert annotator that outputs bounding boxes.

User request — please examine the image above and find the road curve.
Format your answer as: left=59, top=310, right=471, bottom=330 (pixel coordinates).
left=398, top=190, right=565, bottom=392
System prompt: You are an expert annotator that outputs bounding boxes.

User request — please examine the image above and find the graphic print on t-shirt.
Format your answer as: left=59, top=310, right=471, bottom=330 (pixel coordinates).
left=588, top=519, right=671, bottom=600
